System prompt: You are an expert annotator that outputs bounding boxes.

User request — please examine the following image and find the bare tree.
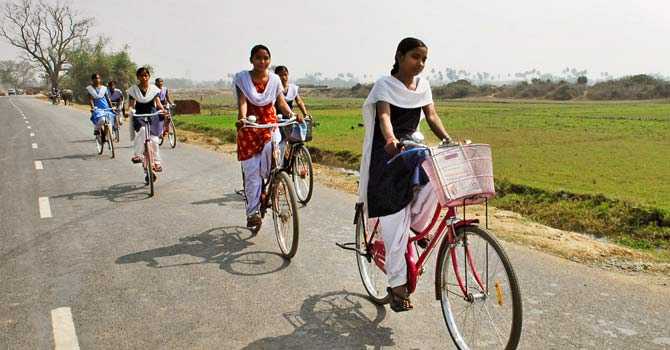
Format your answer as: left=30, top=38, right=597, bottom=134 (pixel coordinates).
left=0, top=0, right=93, bottom=89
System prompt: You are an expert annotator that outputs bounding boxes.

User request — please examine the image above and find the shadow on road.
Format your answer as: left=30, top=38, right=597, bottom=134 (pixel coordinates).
left=69, top=139, right=95, bottom=143
left=116, top=226, right=289, bottom=276
left=40, top=153, right=99, bottom=161
left=52, top=182, right=150, bottom=203
left=243, top=290, right=394, bottom=349
left=190, top=192, right=244, bottom=206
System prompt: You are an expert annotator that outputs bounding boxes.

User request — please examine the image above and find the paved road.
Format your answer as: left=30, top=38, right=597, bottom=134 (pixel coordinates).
left=1, top=96, right=669, bottom=349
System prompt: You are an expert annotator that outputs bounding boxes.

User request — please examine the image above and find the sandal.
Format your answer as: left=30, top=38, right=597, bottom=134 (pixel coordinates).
left=246, top=214, right=262, bottom=230
left=153, top=162, right=163, bottom=172
left=131, top=155, right=142, bottom=164
left=387, top=287, right=414, bottom=313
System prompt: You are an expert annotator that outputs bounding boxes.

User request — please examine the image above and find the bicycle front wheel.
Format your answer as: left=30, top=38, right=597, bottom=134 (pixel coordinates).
left=438, top=226, right=522, bottom=350
left=106, top=125, right=115, bottom=159
left=354, top=213, right=389, bottom=305
left=95, top=132, right=103, bottom=155
left=271, top=171, right=299, bottom=259
left=292, top=144, right=313, bottom=205
left=144, top=142, right=155, bottom=197
left=168, top=118, right=177, bottom=148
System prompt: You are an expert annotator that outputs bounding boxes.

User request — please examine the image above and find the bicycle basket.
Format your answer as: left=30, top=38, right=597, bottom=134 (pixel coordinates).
left=283, top=119, right=313, bottom=143
left=423, top=144, right=495, bottom=207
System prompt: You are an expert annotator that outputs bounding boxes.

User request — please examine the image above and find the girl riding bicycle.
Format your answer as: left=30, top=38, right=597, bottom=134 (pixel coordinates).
left=234, top=44, right=301, bottom=229
left=128, top=67, right=166, bottom=181
left=87, top=73, right=116, bottom=137
left=359, top=37, right=452, bottom=312
left=273, top=66, right=310, bottom=117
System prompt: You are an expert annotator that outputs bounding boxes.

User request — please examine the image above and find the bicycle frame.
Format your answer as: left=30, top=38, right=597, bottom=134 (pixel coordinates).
left=94, top=107, right=117, bottom=138
left=359, top=202, right=482, bottom=296
left=240, top=117, right=297, bottom=214
left=133, top=112, right=161, bottom=170
left=281, top=141, right=302, bottom=171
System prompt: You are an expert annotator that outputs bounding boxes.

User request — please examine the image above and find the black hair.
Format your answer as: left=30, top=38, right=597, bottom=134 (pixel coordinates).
left=155, top=78, right=164, bottom=84
left=136, top=66, right=150, bottom=77
left=108, top=80, right=116, bottom=85
left=274, top=66, right=288, bottom=74
left=391, top=37, right=427, bottom=75
left=250, top=44, right=271, bottom=60
left=91, top=73, right=100, bottom=80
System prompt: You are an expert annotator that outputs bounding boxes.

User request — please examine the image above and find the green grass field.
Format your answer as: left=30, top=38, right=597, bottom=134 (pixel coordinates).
left=177, top=98, right=670, bottom=211
left=174, top=97, right=670, bottom=251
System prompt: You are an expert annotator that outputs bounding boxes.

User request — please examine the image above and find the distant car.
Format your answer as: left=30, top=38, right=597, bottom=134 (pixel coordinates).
left=17, top=89, right=24, bottom=95
left=7, top=88, right=16, bottom=95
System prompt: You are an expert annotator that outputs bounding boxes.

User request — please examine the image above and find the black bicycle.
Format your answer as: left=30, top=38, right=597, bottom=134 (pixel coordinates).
left=93, top=107, right=118, bottom=158
left=280, top=116, right=314, bottom=205
left=241, top=117, right=301, bottom=259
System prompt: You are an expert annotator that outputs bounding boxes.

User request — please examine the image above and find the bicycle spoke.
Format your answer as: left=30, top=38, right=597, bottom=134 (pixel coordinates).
left=483, top=302, right=505, bottom=346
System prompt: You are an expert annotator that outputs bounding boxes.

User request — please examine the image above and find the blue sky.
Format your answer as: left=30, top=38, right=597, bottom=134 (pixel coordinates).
left=1, top=0, right=669, bottom=81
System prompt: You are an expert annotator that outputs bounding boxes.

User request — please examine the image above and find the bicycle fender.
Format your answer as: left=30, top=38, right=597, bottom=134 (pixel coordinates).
left=433, top=221, right=479, bottom=301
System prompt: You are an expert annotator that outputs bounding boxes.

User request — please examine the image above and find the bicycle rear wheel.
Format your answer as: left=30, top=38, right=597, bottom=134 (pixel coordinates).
left=292, top=144, right=313, bottom=205
left=167, top=118, right=177, bottom=148
left=271, top=171, right=299, bottom=259
left=355, top=213, right=389, bottom=305
left=437, top=226, right=522, bottom=350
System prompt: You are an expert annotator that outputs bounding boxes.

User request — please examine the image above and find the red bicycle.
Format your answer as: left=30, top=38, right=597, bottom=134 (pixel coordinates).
left=133, top=111, right=163, bottom=197
left=339, top=142, right=522, bottom=350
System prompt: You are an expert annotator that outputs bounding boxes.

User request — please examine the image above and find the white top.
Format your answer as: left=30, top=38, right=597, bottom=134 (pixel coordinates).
left=86, top=85, right=107, bottom=99
left=357, top=75, right=433, bottom=211
left=233, top=70, right=282, bottom=106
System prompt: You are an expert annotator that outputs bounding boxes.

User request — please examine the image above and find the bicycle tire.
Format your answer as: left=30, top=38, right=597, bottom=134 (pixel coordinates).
left=145, top=142, right=155, bottom=197
left=107, top=125, right=115, bottom=159
left=95, top=132, right=103, bottom=155
left=292, top=144, right=313, bottom=205
left=168, top=118, right=177, bottom=148
left=436, top=226, right=522, bottom=350
left=271, top=171, right=299, bottom=259
left=354, top=212, right=390, bottom=305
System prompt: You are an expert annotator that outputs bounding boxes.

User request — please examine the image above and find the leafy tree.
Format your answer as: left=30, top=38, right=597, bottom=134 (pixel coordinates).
left=61, top=38, right=137, bottom=102
left=0, top=59, right=36, bottom=87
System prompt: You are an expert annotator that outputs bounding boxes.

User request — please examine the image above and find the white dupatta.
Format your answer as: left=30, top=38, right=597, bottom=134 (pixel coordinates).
left=127, top=84, right=161, bottom=104
left=86, top=85, right=107, bottom=99
left=283, top=83, right=299, bottom=102
left=357, top=75, right=433, bottom=213
left=233, top=70, right=282, bottom=106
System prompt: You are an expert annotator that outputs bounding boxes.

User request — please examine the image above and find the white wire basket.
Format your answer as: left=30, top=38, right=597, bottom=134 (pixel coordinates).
left=423, top=144, right=496, bottom=207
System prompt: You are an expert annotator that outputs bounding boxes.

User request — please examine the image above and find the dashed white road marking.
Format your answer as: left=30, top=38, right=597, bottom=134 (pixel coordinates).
left=24, top=120, right=29, bottom=124
left=38, top=197, right=52, bottom=218
left=34, top=161, right=43, bottom=170
left=27, top=126, right=31, bottom=129
left=31, top=143, right=38, bottom=149
left=51, top=307, right=80, bottom=350
left=30, top=132, right=35, bottom=137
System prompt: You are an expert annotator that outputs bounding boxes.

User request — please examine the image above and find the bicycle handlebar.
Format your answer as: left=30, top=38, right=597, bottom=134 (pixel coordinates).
left=241, top=116, right=297, bottom=129
left=133, top=111, right=163, bottom=117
